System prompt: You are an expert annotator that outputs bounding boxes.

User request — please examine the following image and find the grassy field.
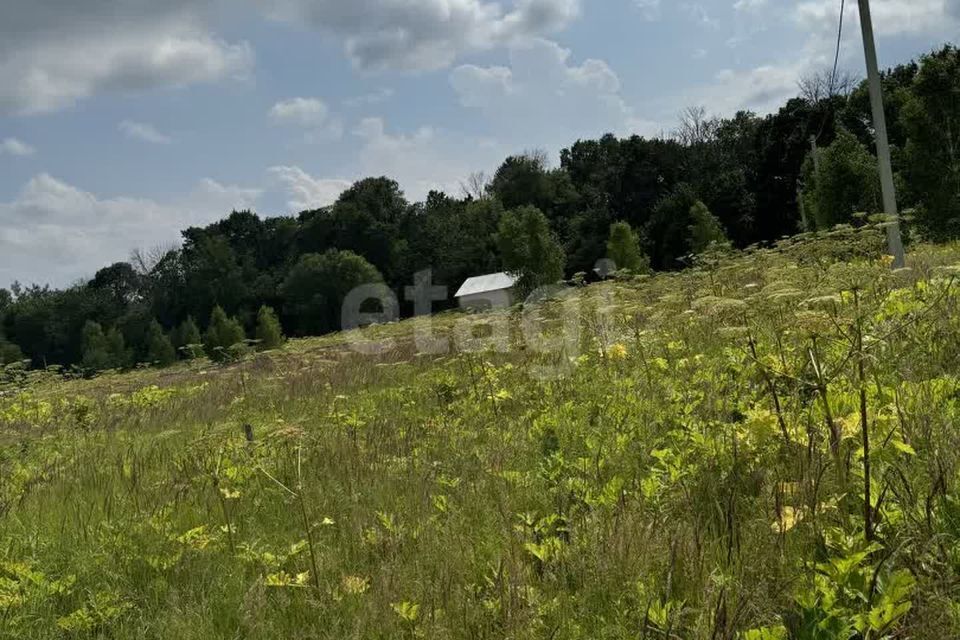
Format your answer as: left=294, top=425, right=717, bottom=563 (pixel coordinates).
left=4, top=225, right=960, bottom=639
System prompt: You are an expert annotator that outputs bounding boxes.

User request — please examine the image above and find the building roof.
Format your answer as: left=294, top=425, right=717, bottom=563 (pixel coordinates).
left=455, top=272, right=518, bottom=298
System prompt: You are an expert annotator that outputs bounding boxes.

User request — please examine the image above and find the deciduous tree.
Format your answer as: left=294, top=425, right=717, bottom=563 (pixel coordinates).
left=902, top=45, right=960, bottom=239
left=280, top=251, right=384, bottom=336
left=804, top=130, right=880, bottom=229
left=496, top=206, right=565, bottom=294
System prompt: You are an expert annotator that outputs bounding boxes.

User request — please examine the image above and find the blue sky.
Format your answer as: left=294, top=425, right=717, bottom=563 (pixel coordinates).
left=1, top=0, right=957, bottom=288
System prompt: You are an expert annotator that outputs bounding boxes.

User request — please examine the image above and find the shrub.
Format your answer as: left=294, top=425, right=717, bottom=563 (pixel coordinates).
left=0, top=340, right=23, bottom=365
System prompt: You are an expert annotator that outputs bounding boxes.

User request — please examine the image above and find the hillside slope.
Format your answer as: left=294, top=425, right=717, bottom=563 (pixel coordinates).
left=3, top=225, right=960, bottom=639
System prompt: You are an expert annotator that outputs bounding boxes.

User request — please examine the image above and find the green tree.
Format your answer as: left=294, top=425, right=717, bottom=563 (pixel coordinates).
left=496, top=206, right=566, bottom=295
left=0, top=289, right=19, bottom=365
left=688, top=200, right=731, bottom=254
left=180, top=234, right=248, bottom=324
left=204, top=306, right=246, bottom=362
left=144, top=320, right=176, bottom=367
left=902, top=45, right=960, bottom=239
left=171, top=316, right=203, bottom=359
left=401, top=194, right=503, bottom=305
left=690, top=111, right=761, bottom=245
left=255, top=305, right=285, bottom=350
left=300, top=178, right=409, bottom=285
left=606, top=221, right=650, bottom=273
left=645, top=184, right=701, bottom=269
left=841, top=60, right=917, bottom=154
left=281, top=250, right=384, bottom=336
left=90, top=262, right=141, bottom=307
left=80, top=321, right=111, bottom=372
left=751, top=97, right=845, bottom=241
left=804, top=129, right=881, bottom=229
left=488, top=152, right=579, bottom=229
left=105, top=327, right=131, bottom=369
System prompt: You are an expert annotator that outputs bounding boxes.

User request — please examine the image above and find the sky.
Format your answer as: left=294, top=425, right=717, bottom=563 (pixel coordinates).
left=1, top=0, right=958, bottom=289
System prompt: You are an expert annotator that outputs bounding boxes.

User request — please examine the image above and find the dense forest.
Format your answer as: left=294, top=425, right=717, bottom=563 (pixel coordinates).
left=1, top=45, right=958, bottom=373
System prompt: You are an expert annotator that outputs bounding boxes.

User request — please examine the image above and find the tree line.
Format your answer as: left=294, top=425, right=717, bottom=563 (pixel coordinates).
left=1, top=46, right=958, bottom=374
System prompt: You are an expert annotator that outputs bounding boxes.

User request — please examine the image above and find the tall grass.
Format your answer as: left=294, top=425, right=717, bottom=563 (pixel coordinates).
left=2, top=226, right=960, bottom=638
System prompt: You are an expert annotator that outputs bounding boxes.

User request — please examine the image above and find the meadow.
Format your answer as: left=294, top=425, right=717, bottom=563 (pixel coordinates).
left=4, top=224, right=960, bottom=639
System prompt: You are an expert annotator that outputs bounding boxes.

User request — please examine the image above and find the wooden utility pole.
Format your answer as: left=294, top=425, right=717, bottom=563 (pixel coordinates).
left=856, top=0, right=906, bottom=267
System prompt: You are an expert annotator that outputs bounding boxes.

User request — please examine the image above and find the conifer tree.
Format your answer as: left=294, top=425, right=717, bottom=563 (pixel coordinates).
left=105, top=327, right=131, bottom=369
left=144, top=320, right=176, bottom=366
left=204, top=306, right=246, bottom=362
left=81, top=321, right=111, bottom=372
left=172, top=316, right=203, bottom=360
left=255, top=305, right=285, bottom=350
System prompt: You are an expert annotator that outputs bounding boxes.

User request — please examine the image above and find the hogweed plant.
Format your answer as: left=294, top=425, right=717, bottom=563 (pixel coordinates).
left=3, top=225, right=960, bottom=637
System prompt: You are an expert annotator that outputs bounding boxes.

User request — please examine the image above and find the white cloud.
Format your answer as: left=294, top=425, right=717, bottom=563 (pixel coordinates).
left=0, top=137, right=35, bottom=156
left=0, top=2, right=252, bottom=114
left=781, top=0, right=959, bottom=87
left=688, top=0, right=956, bottom=123
left=268, top=165, right=352, bottom=211
left=268, top=97, right=344, bottom=142
left=269, top=113, right=509, bottom=212
left=269, top=97, right=330, bottom=126
left=795, top=0, right=957, bottom=39
left=633, top=0, right=662, bottom=20
left=681, top=3, right=718, bottom=27
left=0, top=173, right=261, bottom=287
left=351, top=117, right=500, bottom=198
left=257, top=0, right=581, bottom=71
left=688, top=61, right=808, bottom=116
left=343, top=88, right=395, bottom=108
left=733, top=0, right=767, bottom=12
left=119, top=120, right=172, bottom=144
left=190, top=178, right=263, bottom=212
left=451, top=39, right=659, bottom=148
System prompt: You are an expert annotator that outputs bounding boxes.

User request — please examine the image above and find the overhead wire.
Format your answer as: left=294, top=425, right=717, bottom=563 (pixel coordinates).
left=814, top=0, right=847, bottom=143
left=830, top=0, right=847, bottom=96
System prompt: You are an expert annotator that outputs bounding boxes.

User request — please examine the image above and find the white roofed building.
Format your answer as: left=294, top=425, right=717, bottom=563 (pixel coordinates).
left=454, top=272, right=518, bottom=310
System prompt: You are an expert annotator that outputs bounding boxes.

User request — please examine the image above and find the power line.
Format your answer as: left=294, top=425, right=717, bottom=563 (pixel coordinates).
left=830, top=0, right=847, bottom=94
left=812, top=0, right=847, bottom=144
